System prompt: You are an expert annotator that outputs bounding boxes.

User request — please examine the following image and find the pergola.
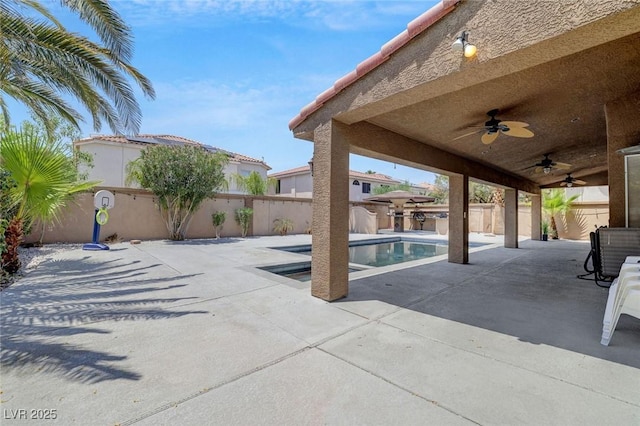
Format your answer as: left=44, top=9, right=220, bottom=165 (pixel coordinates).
left=289, top=0, right=640, bottom=301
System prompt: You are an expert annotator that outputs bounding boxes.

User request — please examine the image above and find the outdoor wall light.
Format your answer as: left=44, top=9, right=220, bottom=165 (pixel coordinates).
left=308, top=157, right=314, bottom=176
left=452, top=31, right=477, bottom=58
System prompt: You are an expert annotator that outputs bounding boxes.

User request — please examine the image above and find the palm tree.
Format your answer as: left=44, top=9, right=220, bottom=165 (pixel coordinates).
left=542, top=188, right=580, bottom=239
left=1, top=128, right=99, bottom=273
left=1, top=0, right=155, bottom=135
left=232, top=171, right=276, bottom=196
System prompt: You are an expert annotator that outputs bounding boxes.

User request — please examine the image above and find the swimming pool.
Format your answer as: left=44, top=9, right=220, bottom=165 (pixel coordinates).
left=275, top=237, right=451, bottom=266
left=258, top=262, right=362, bottom=282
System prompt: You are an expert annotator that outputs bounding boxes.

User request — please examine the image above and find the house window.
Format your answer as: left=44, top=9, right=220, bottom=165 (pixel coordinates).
left=275, top=179, right=281, bottom=195
left=362, top=182, right=371, bottom=194
left=352, top=180, right=360, bottom=186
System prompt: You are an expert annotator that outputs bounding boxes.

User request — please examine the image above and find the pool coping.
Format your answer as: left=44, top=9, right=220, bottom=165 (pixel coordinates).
left=260, top=235, right=501, bottom=283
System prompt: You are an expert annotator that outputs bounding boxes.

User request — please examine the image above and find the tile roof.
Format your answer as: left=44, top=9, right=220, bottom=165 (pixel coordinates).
left=269, top=165, right=399, bottom=183
left=288, top=0, right=460, bottom=131
left=77, top=134, right=270, bottom=168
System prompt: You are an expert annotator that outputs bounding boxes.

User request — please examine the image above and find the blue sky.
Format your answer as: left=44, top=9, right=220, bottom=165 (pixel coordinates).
left=13, top=0, right=439, bottom=184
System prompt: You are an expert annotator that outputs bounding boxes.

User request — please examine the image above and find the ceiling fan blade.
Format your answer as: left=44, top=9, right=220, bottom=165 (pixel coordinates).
left=503, top=127, right=534, bottom=138
left=481, top=132, right=499, bottom=145
left=574, top=179, right=586, bottom=185
left=452, top=129, right=482, bottom=141
left=534, top=166, right=543, bottom=173
left=500, top=121, right=529, bottom=128
left=554, top=162, right=571, bottom=170
left=560, top=181, right=567, bottom=186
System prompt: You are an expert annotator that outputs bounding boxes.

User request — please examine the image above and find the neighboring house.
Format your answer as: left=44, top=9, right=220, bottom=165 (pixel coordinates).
left=269, top=166, right=400, bottom=201
left=73, top=134, right=270, bottom=193
left=411, top=182, right=435, bottom=196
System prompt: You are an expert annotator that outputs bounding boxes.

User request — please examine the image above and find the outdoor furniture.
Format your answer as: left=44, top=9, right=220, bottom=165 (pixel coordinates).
left=585, top=228, right=640, bottom=287
left=601, top=256, right=640, bottom=346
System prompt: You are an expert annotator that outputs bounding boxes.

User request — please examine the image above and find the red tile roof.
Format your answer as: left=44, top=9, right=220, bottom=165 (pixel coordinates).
left=77, top=134, right=270, bottom=168
left=269, top=165, right=399, bottom=183
left=288, top=0, right=460, bottom=131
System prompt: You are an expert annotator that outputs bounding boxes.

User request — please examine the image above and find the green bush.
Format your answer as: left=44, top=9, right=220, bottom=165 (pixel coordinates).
left=234, top=208, right=253, bottom=238
left=211, top=211, right=226, bottom=239
left=273, top=218, right=294, bottom=236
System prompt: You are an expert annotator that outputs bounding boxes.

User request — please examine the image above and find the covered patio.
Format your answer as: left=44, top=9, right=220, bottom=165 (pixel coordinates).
left=289, top=0, right=640, bottom=301
left=1, top=236, right=638, bottom=424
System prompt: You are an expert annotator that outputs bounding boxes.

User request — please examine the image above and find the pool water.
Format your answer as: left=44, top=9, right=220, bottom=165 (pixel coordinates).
left=349, top=240, right=448, bottom=267
left=293, top=241, right=448, bottom=267
left=264, top=238, right=487, bottom=281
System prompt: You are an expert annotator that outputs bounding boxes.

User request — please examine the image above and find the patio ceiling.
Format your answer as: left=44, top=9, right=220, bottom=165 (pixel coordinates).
left=361, top=32, right=640, bottom=188
left=291, top=2, right=640, bottom=191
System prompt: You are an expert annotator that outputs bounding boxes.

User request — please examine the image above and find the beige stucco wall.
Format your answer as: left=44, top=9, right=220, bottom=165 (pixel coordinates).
left=25, top=189, right=385, bottom=244
left=398, top=202, right=609, bottom=240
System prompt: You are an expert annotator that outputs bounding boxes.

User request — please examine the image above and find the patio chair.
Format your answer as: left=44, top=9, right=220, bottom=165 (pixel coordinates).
left=580, top=227, right=640, bottom=288
left=600, top=264, right=640, bottom=346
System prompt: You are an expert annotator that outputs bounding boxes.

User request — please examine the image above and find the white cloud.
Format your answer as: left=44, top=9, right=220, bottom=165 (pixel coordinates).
left=118, top=0, right=431, bottom=31
left=138, top=79, right=299, bottom=131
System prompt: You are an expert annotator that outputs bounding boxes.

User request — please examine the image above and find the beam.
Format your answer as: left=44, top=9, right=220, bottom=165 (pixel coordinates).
left=345, top=121, right=540, bottom=194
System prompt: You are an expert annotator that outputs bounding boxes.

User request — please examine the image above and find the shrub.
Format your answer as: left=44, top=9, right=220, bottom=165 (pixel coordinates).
left=211, top=211, right=226, bottom=239
left=127, top=145, right=228, bottom=240
left=234, top=208, right=253, bottom=238
left=273, top=218, right=294, bottom=236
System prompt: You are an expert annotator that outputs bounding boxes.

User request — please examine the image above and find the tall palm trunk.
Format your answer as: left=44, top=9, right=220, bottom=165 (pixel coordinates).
left=549, top=215, right=559, bottom=239
left=2, top=217, right=23, bottom=274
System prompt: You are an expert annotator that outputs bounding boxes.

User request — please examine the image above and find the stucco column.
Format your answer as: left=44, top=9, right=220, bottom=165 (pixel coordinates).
left=448, top=174, right=468, bottom=264
left=530, top=194, right=541, bottom=241
left=311, top=120, right=350, bottom=301
left=504, top=188, right=518, bottom=248
left=605, top=93, right=640, bottom=227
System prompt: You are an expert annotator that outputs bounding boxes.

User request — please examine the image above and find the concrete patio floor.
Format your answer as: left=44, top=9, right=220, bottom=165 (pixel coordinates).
left=1, top=233, right=639, bottom=425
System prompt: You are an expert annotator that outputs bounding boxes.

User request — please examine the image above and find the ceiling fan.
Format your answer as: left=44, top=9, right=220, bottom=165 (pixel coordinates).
left=560, top=174, right=586, bottom=187
left=533, top=153, right=571, bottom=174
left=453, top=109, right=534, bottom=145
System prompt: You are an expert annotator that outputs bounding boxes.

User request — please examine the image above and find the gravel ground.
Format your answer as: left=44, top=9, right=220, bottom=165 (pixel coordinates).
left=1, top=244, right=81, bottom=291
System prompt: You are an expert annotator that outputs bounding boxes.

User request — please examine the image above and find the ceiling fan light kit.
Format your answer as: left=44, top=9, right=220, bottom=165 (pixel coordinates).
left=533, top=153, right=571, bottom=174
left=560, top=173, right=586, bottom=187
left=454, top=109, right=534, bottom=145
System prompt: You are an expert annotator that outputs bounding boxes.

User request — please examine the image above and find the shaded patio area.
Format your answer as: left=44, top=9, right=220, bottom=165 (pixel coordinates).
left=340, top=239, right=639, bottom=368
left=1, top=236, right=638, bottom=424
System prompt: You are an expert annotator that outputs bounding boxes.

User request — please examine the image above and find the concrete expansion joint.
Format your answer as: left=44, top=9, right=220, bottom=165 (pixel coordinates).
left=315, top=346, right=481, bottom=425
left=380, top=322, right=640, bottom=409
left=120, top=346, right=314, bottom=426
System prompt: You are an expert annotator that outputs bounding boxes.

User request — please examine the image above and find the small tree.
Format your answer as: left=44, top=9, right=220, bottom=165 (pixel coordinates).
left=273, top=218, right=294, bottom=236
left=211, top=211, right=226, bottom=239
left=232, top=171, right=276, bottom=196
left=127, top=145, right=228, bottom=240
left=428, top=174, right=449, bottom=204
left=372, top=180, right=412, bottom=195
left=542, top=188, right=579, bottom=239
left=234, top=208, right=253, bottom=238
